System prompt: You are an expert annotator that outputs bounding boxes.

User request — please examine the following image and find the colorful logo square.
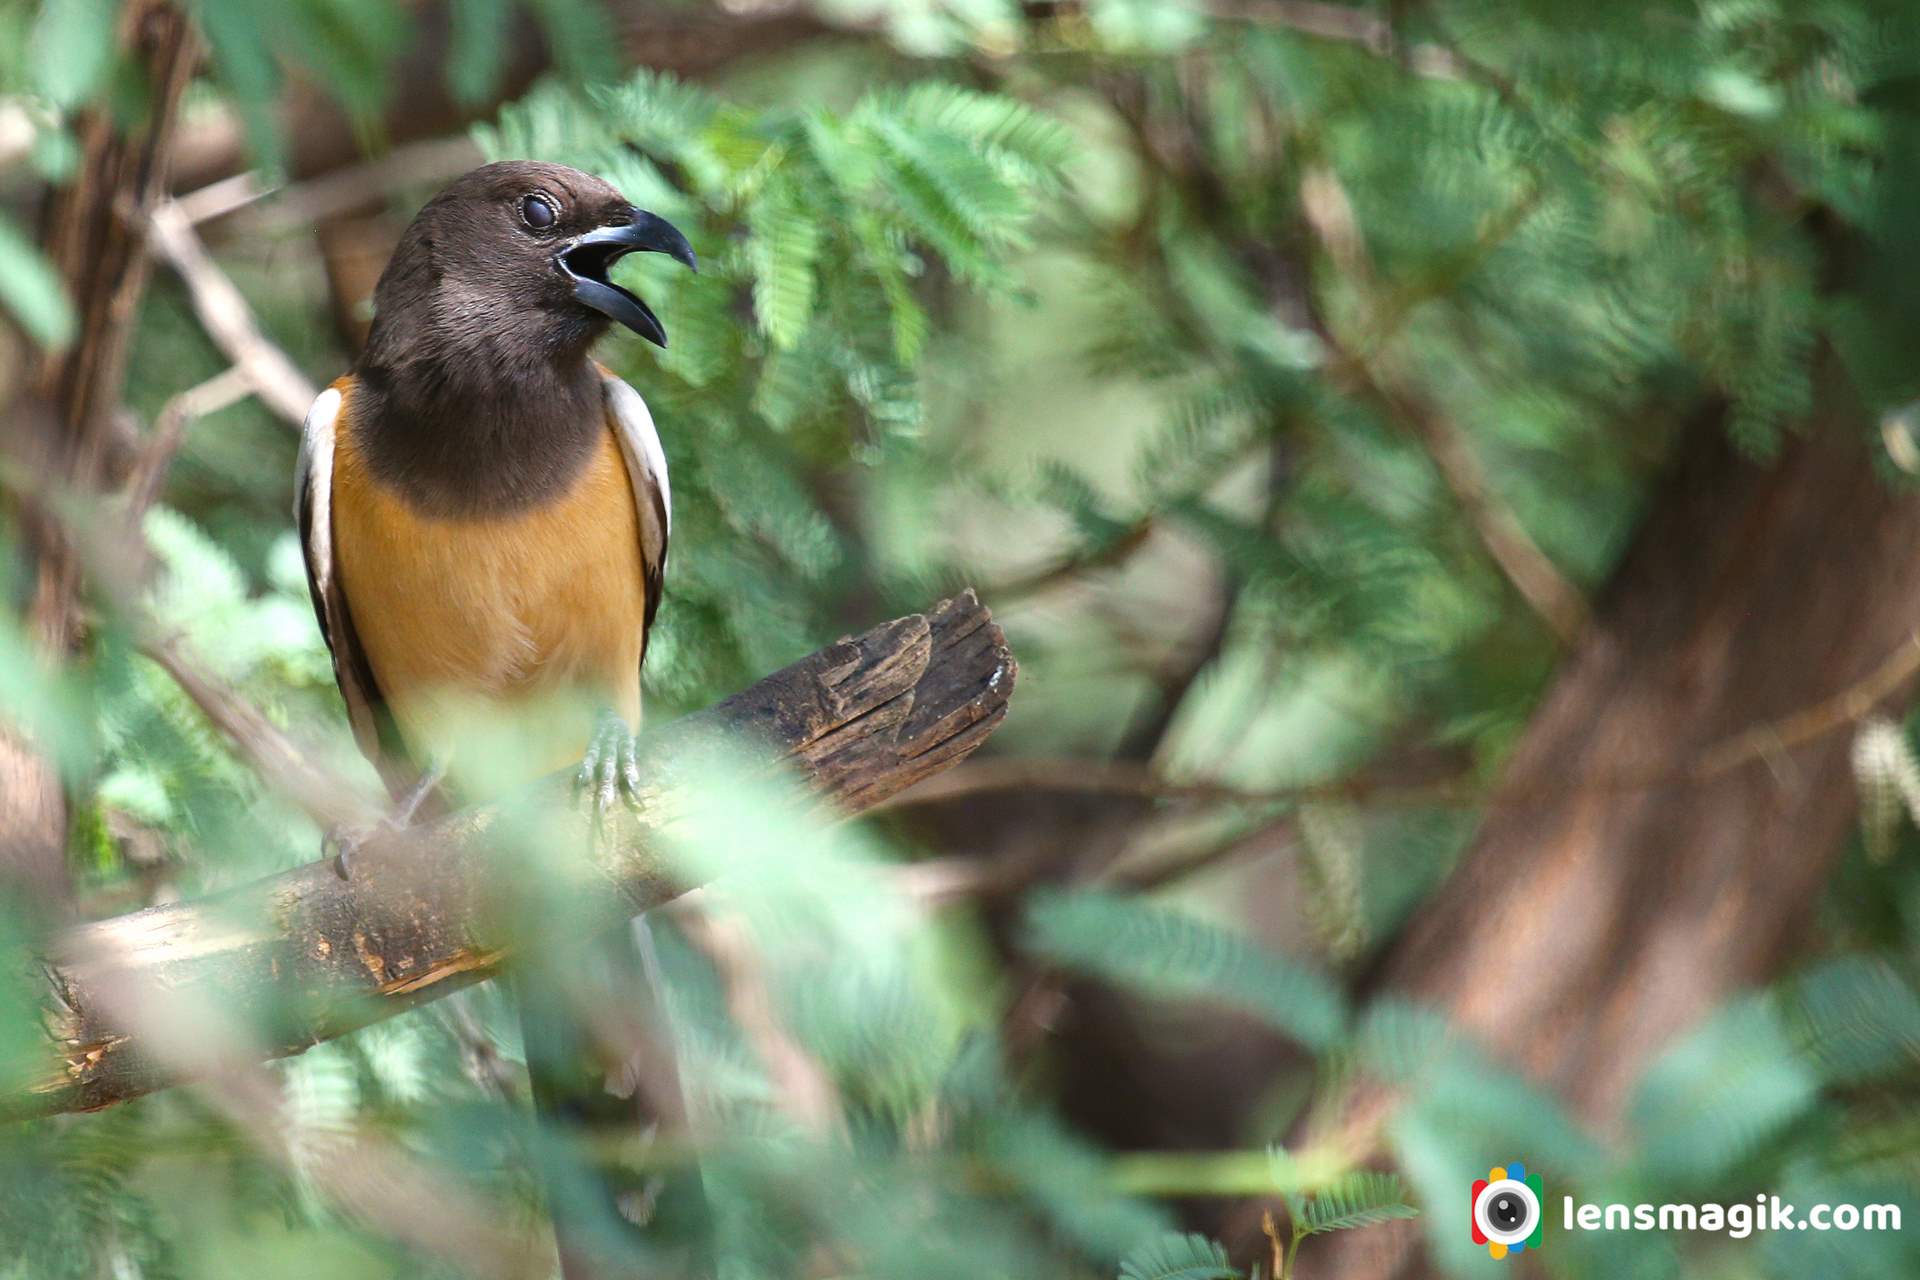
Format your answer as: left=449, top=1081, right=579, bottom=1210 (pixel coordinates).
left=1471, top=1162, right=1544, bottom=1259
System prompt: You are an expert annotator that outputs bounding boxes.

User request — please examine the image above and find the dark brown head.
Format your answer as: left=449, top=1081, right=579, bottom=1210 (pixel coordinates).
left=349, top=162, right=696, bottom=515
left=362, top=160, right=696, bottom=372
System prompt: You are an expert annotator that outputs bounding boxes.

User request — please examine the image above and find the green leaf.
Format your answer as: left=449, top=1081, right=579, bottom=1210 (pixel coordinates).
left=0, top=214, right=74, bottom=349
left=1036, top=460, right=1132, bottom=543
left=1781, top=955, right=1920, bottom=1086
left=1628, top=993, right=1818, bottom=1189
left=1026, top=890, right=1347, bottom=1049
left=447, top=0, right=509, bottom=106
left=851, top=210, right=929, bottom=364
left=527, top=0, right=621, bottom=87
left=1296, top=1172, right=1420, bottom=1235
left=1117, top=1231, right=1242, bottom=1280
left=888, top=82, right=1074, bottom=178
left=195, top=0, right=286, bottom=168
left=281, top=0, right=409, bottom=120
left=587, top=69, right=722, bottom=158
left=96, top=767, right=174, bottom=825
left=748, top=173, right=823, bottom=350
left=28, top=0, right=117, bottom=108
left=753, top=340, right=837, bottom=432
left=982, top=1109, right=1171, bottom=1260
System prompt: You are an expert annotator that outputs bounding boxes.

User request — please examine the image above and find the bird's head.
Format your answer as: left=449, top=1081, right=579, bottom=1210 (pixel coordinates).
left=367, top=160, right=697, bottom=364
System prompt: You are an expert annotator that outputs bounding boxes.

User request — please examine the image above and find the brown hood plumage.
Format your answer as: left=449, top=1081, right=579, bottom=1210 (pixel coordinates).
left=349, top=161, right=694, bottom=517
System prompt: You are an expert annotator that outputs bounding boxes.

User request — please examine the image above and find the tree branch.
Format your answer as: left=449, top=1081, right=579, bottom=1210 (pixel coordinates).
left=888, top=629, right=1920, bottom=813
left=2, top=592, right=1013, bottom=1120
left=1295, top=170, right=1588, bottom=642
left=137, top=633, right=382, bottom=833
left=124, top=366, right=251, bottom=516
left=3, top=2, right=200, bottom=911
left=146, top=199, right=318, bottom=427
left=1206, top=0, right=1467, bottom=80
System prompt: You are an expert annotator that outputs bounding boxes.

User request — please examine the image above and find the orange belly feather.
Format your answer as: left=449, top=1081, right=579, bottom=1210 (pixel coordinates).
left=330, top=402, right=648, bottom=781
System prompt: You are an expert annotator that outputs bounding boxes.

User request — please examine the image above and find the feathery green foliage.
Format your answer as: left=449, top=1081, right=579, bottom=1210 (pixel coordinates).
left=1116, top=1232, right=1242, bottom=1280
left=1025, top=888, right=1347, bottom=1049
left=1291, top=1172, right=1420, bottom=1236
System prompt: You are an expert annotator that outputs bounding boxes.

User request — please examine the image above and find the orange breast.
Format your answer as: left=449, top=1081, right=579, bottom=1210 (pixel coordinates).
left=330, top=399, right=648, bottom=781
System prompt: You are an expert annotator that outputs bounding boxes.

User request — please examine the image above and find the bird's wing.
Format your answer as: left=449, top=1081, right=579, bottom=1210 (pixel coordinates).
left=600, top=369, right=671, bottom=634
left=296, top=381, right=405, bottom=790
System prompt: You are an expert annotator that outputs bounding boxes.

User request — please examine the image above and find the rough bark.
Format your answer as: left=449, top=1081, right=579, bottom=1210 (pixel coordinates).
left=1286, top=374, right=1920, bottom=1276
left=1, top=591, right=1013, bottom=1121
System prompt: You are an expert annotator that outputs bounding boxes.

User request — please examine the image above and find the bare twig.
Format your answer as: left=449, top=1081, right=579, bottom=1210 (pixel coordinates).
left=1692, top=628, right=1920, bottom=776
left=171, top=171, right=272, bottom=226
left=677, top=911, right=841, bottom=1132
left=0, top=99, right=33, bottom=171
left=124, top=365, right=251, bottom=516
left=232, top=136, right=481, bottom=234
left=1206, top=0, right=1467, bottom=80
left=3, top=1, right=200, bottom=905
left=1295, top=168, right=1588, bottom=642
left=1384, top=379, right=1592, bottom=642
left=13, top=388, right=382, bottom=840
left=893, top=627, right=1920, bottom=811
left=84, top=967, right=543, bottom=1278
left=1114, top=812, right=1298, bottom=892
left=136, top=632, right=382, bottom=833
left=890, top=856, right=1002, bottom=909
left=986, top=518, right=1156, bottom=602
left=896, top=809, right=1297, bottom=907
left=437, top=994, right=523, bottom=1102
left=146, top=199, right=317, bottom=426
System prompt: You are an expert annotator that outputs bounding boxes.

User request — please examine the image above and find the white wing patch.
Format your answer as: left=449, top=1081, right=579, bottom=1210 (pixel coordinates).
left=295, top=387, right=342, bottom=615
left=603, top=372, right=670, bottom=534
left=601, top=371, right=671, bottom=633
left=294, top=385, right=390, bottom=773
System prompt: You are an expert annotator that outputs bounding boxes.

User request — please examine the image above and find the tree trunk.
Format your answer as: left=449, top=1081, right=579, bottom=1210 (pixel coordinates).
left=1289, top=373, right=1920, bottom=1276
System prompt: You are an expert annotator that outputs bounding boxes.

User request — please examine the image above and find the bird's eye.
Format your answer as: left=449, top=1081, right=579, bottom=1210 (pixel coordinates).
left=521, top=194, right=556, bottom=231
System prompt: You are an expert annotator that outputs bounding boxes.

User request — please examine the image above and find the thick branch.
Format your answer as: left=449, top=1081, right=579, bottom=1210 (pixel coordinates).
left=4, top=592, right=1014, bottom=1120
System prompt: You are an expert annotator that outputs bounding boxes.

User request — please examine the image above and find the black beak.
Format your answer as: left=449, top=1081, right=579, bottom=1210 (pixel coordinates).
left=556, top=209, right=698, bottom=348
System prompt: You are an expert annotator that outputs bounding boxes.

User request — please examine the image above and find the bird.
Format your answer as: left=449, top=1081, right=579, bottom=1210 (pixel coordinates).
left=293, top=160, right=702, bottom=1277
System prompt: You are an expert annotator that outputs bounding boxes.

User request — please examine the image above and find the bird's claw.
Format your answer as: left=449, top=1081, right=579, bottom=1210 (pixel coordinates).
left=325, top=763, right=446, bottom=880
left=323, top=823, right=371, bottom=880
left=325, top=818, right=409, bottom=880
left=574, top=711, right=643, bottom=837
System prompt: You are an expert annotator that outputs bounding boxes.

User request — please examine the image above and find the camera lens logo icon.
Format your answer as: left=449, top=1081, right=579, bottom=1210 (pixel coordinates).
left=1471, top=1162, right=1543, bottom=1259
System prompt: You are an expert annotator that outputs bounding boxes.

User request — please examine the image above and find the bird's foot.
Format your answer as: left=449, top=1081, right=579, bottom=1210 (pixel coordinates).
left=574, top=709, right=642, bottom=837
left=326, top=763, right=446, bottom=879
left=322, top=824, right=376, bottom=881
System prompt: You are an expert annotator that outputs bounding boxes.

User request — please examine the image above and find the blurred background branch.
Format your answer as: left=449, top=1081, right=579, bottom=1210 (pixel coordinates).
left=1, top=0, right=196, bottom=912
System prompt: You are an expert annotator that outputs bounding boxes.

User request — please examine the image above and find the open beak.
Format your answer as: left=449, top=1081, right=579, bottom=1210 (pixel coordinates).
left=556, top=209, right=698, bottom=348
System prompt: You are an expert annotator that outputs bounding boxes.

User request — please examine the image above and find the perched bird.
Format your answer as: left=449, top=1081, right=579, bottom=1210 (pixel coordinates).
left=294, top=160, right=701, bottom=1276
